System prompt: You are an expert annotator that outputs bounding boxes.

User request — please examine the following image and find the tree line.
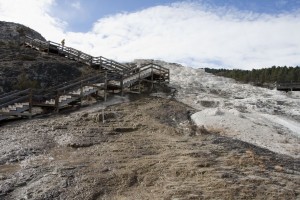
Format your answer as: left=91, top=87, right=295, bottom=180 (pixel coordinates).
left=205, top=66, right=300, bottom=84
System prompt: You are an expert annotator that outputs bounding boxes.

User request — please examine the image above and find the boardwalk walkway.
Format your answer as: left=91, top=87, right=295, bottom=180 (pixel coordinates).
left=277, top=83, right=300, bottom=91
left=0, top=36, right=170, bottom=122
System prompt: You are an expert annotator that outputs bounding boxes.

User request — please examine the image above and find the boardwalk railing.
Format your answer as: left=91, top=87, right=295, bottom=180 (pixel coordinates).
left=0, top=35, right=171, bottom=122
left=22, top=36, right=131, bottom=73
left=0, top=89, right=32, bottom=121
left=122, top=63, right=169, bottom=86
left=0, top=72, right=109, bottom=121
left=277, top=82, right=300, bottom=91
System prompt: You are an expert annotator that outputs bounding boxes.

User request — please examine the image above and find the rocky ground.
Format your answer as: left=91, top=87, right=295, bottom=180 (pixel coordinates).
left=0, top=95, right=299, bottom=199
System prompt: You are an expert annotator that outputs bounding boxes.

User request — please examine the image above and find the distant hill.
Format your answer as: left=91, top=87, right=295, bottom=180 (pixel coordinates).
left=205, top=66, right=300, bottom=87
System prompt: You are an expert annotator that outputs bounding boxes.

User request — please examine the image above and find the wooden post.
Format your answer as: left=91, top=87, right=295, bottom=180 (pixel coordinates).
left=102, top=108, right=105, bottom=124
left=120, top=75, right=124, bottom=96
left=104, top=72, right=107, bottom=102
left=151, top=67, right=154, bottom=91
left=80, top=81, right=83, bottom=105
left=159, top=66, right=162, bottom=85
left=138, top=70, right=141, bottom=93
left=47, top=41, right=50, bottom=54
left=55, top=91, right=60, bottom=113
left=100, top=57, right=102, bottom=69
left=28, top=89, right=33, bottom=119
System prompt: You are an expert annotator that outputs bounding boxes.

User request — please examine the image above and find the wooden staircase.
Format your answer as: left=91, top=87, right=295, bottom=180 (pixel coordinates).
left=0, top=36, right=170, bottom=122
left=22, top=36, right=131, bottom=73
left=0, top=89, right=32, bottom=121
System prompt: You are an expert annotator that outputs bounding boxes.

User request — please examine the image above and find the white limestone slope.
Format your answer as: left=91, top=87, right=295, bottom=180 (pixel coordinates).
left=156, top=61, right=300, bottom=158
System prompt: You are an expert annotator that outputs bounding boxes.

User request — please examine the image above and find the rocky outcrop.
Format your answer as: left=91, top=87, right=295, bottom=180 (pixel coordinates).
left=0, top=21, right=45, bottom=45
left=0, top=21, right=94, bottom=93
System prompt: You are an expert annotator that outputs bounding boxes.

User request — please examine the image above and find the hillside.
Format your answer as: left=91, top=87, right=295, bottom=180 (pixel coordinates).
left=0, top=21, right=95, bottom=93
left=0, top=23, right=299, bottom=199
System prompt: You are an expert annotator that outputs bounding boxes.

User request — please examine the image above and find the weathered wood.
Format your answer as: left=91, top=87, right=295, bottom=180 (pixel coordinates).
left=29, top=89, right=33, bottom=118
left=277, top=83, right=300, bottom=91
left=0, top=96, right=29, bottom=108
left=0, top=111, right=32, bottom=117
left=55, top=91, right=60, bottom=113
left=1, top=34, right=170, bottom=122
left=0, top=90, right=18, bottom=99
left=0, top=89, right=30, bottom=103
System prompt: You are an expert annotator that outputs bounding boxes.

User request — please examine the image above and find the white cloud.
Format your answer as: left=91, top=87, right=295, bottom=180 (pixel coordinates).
left=1, top=1, right=300, bottom=69
left=0, top=0, right=66, bottom=41
left=71, top=1, right=81, bottom=10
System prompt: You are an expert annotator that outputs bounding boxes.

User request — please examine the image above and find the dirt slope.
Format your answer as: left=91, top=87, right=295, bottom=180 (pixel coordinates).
left=0, top=96, right=299, bottom=199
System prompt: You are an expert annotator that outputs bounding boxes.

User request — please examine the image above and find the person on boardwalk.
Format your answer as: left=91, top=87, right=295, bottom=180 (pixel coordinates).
left=61, top=39, right=65, bottom=52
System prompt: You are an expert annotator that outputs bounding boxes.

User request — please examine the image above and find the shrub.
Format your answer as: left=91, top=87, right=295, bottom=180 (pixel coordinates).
left=20, top=55, right=36, bottom=61
left=0, top=41, right=6, bottom=46
left=14, top=72, right=39, bottom=90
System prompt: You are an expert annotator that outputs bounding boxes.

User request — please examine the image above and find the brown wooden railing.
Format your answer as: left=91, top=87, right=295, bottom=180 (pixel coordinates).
left=277, top=82, right=300, bottom=91
left=22, top=36, right=131, bottom=73
left=0, top=36, right=171, bottom=122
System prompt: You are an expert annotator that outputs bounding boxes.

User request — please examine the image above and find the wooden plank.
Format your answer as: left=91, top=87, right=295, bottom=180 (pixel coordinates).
left=86, top=84, right=105, bottom=89
left=32, top=103, right=56, bottom=107
left=277, top=82, right=300, bottom=91
left=0, top=111, right=31, bottom=117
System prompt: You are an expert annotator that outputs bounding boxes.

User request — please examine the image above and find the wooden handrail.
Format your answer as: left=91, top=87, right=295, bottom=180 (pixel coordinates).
left=0, top=89, right=30, bottom=104
left=1, top=36, right=170, bottom=122
left=57, top=74, right=105, bottom=92
left=0, top=96, right=29, bottom=108
left=23, top=35, right=170, bottom=79
left=0, top=90, right=19, bottom=99
left=122, top=63, right=169, bottom=79
left=23, top=35, right=131, bottom=73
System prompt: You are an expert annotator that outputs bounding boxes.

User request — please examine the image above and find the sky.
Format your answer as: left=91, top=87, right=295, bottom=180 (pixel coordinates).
left=0, top=0, right=300, bottom=69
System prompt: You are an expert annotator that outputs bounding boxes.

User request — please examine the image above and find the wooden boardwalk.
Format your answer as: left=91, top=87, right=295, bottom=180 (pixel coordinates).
left=277, top=83, right=300, bottom=91
left=23, top=36, right=131, bottom=72
left=0, top=36, right=170, bottom=122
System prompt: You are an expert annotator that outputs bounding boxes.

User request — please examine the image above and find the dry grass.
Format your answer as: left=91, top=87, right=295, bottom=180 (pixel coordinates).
left=1, top=97, right=299, bottom=199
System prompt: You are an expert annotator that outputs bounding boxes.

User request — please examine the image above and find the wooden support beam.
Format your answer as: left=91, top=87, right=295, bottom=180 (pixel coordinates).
left=104, top=72, right=107, bottom=102
left=151, top=67, right=154, bottom=91
left=55, top=91, right=60, bottom=113
left=32, top=103, right=56, bottom=108
left=120, top=75, right=124, bottom=96
left=80, top=81, right=83, bottom=105
left=47, top=41, right=50, bottom=54
left=29, top=89, right=33, bottom=119
left=0, top=111, right=32, bottom=117
left=138, top=71, right=141, bottom=93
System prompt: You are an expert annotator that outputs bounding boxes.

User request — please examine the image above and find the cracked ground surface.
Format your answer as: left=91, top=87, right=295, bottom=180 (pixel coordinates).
left=0, top=96, right=299, bottom=199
